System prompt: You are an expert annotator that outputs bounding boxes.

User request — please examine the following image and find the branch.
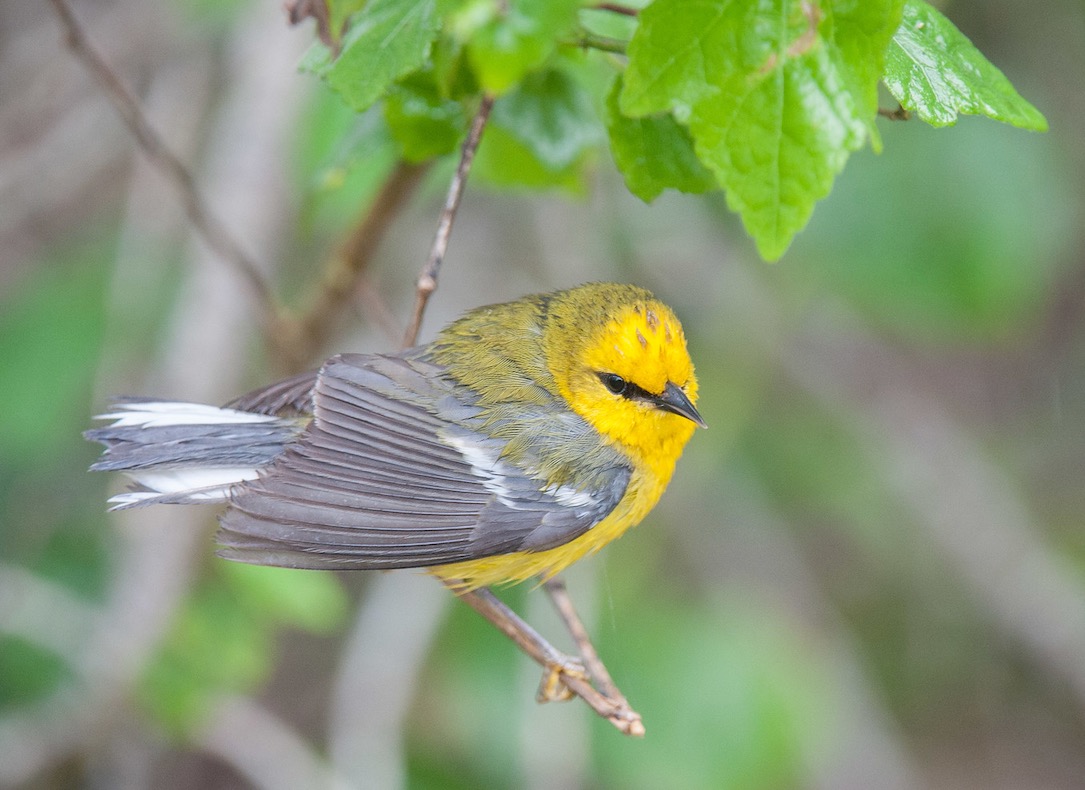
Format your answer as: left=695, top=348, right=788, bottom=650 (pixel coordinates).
left=543, top=577, right=623, bottom=702
left=47, top=0, right=281, bottom=334
left=403, top=95, right=495, bottom=348
left=452, top=585, right=645, bottom=736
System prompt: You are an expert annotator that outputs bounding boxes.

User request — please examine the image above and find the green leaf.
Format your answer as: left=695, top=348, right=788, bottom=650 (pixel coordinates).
left=292, top=91, right=399, bottom=237
left=430, top=32, right=479, bottom=99
left=884, top=0, right=1048, bottom=130
left=622, top=0, right=903, bottom=260
left=316, top=0, right=441, bottom=112
left=605, top=76, right=716, bottom=202
left=327, top=0, right=366, bottom=43
left=490, top=69, right=602, bottom=170
left=385, top=70, right=469, bottom=162
left=463, top=0, right=580, bottom=94
left=473, top=125, right=587, bottom=192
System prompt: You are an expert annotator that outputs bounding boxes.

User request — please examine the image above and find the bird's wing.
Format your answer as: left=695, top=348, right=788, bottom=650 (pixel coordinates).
left=226, top=369, right=320, bottom=417
left=216, top=353, right=631, bottom=571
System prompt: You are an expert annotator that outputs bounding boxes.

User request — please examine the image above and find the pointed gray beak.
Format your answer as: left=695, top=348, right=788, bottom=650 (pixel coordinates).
left=655, top=381, right=707, bottom=428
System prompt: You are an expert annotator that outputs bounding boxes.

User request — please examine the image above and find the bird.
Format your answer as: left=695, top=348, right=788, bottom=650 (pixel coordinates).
left=86, top=282, right=705, bottom=591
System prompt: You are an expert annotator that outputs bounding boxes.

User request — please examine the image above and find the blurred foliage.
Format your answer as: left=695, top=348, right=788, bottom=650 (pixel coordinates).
left=141, top=565, right=348, bottom=735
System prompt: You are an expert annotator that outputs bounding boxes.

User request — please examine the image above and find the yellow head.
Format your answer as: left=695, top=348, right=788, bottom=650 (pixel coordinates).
left=544, top=283, right=704, bottom=468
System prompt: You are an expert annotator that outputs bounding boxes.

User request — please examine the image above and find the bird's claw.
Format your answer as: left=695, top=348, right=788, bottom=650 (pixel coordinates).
left=535, top=655, right=588, bottom=703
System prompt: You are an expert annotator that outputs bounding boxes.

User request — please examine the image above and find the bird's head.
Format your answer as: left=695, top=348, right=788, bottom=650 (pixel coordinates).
left=545, top=283, right=704, bottom=464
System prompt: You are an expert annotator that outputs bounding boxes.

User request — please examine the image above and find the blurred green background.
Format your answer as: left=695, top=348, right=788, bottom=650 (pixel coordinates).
left=3, top=1, right=1085, bottom=788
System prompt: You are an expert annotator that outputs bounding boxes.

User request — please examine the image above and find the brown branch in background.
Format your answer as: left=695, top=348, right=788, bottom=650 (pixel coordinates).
left=353, top=277, right=405, bottom=348
left=452, top=585, right=645, bottom=736
left=281, top=161, right=428, bottom=372
left=403, top=95, right=495, bottom=348
left=47, top=0, right=281, bottom=334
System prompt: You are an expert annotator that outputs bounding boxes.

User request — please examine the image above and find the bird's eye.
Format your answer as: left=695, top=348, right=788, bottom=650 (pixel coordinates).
left=601, top=373, right=627, bottom=395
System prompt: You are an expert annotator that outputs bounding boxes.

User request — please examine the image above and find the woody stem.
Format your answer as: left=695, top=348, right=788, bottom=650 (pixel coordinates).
left=448, top=583, right=645, bottom=736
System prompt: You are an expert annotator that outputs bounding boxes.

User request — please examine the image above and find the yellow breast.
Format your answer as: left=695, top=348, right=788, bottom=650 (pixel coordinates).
left=431, top=465, right=671, bottom=590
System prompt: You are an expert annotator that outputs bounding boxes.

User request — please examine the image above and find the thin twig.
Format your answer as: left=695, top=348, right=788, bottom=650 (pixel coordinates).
left=403, top=95, right=495, bottom=348
left=452, top=585, right=645, bottom=736
left=283, top=161, right=428, bottom=371
left=543, top=577, right=623, bottom=701
left=47, top=0, right=280, bottom=331
left=593, top=2, right=639, bottom=16
left=878, top=105, right=911, bottom=121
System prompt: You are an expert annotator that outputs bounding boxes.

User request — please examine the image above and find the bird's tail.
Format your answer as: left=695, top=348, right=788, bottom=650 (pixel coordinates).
left=85, top=398, right=306, bottom=511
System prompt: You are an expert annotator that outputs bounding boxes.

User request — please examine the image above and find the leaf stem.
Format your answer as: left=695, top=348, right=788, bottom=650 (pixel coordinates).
left=878, top=104, right=912, bottom=121
left=592, top=2, right=639, bottom=16
left=566, top=31, right=628, bottom=55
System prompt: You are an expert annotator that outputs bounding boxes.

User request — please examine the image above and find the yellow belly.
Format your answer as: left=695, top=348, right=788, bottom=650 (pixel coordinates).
left=430, top=468, right=665, bottom=590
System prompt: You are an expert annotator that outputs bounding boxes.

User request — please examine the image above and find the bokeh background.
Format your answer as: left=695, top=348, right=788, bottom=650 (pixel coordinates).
left=3, top=1, right=1085, bottom=788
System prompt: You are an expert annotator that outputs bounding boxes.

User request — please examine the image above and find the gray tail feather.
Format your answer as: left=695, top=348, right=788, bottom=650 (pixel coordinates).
left=85, top=397, right=306, bottom=510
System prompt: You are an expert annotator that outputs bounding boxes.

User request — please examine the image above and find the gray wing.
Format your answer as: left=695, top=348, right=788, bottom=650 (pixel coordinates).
left=216, top=353, right=631, bottom=570
left=226, top=369, right=319, bottom=417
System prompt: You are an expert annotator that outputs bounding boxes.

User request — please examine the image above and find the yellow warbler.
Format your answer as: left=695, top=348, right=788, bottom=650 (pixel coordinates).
left=87, top=283, right=704, bottom=589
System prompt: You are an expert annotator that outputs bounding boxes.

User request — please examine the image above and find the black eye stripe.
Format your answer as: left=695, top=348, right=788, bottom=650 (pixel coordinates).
left=597, top=372, right=656, bottom=401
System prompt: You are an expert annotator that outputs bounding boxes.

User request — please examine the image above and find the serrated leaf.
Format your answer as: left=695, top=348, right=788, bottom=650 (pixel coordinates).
left=622, top=0, right=902, bottom=260
left=464, top=0, right=580, bottom=94
left=320, top=0, right=440, bottom=112
left=490, top=69, right=602, bottom=170
left=884, top=0, right=1048, bottom=130
left=605, top=76, right=716, bottom=202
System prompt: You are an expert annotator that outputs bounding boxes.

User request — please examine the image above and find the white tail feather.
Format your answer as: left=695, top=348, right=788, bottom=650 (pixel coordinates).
left=88, top=399, right=297, bottom=510
left=94, top=401, right=279, bottom=428
left=109, top=465, right=263, bottom=510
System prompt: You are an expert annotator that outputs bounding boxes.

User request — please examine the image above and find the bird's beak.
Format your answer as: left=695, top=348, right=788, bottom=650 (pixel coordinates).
left=656, top=381, right=707, bottom=428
